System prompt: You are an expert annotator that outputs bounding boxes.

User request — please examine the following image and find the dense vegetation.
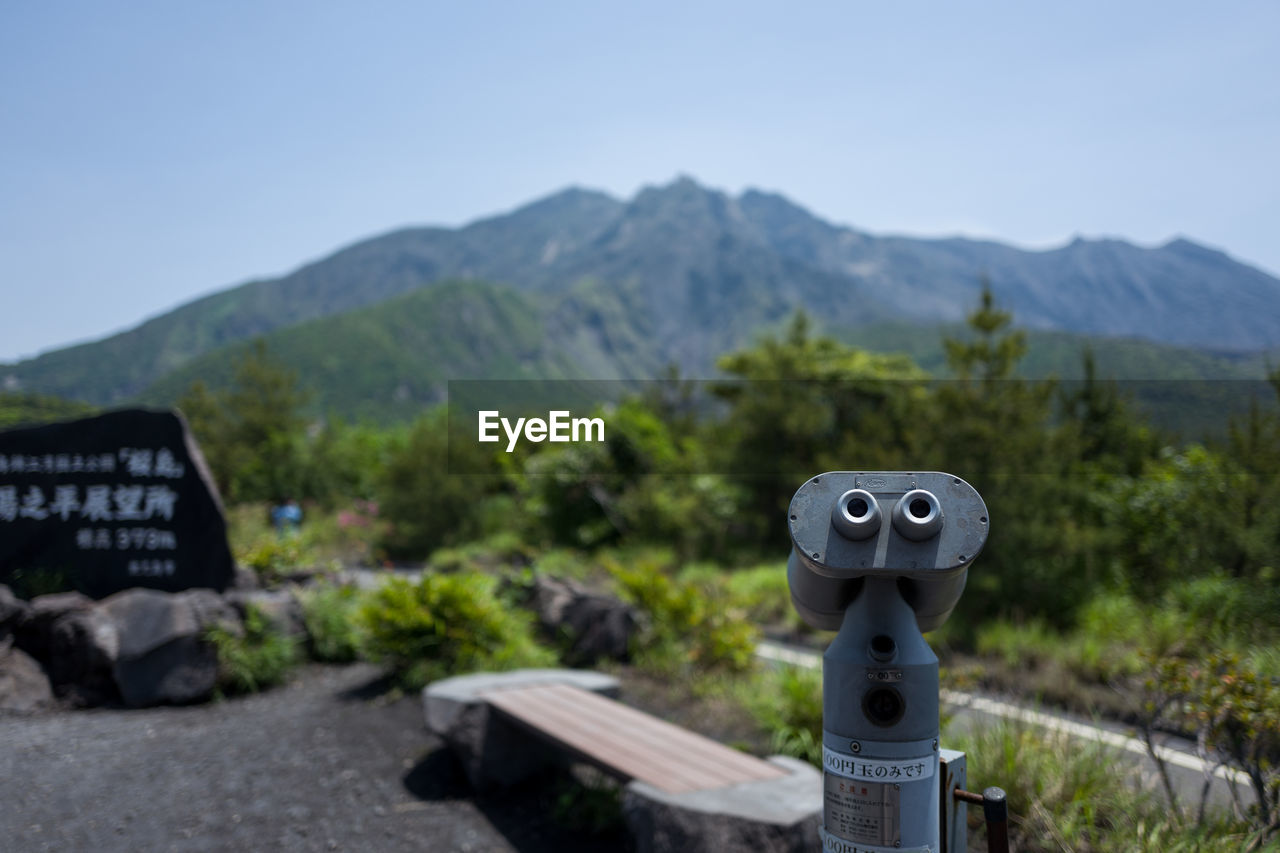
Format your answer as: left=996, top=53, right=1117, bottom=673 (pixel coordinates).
left=180, top=286, right=1280, bottom=644
left=6, top=282, right=1278, bottom=847
left=0, top=391, right=95, bottom=429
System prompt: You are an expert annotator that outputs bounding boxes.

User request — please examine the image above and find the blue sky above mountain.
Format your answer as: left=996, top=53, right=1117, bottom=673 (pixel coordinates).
left=2, top=1, right=1277, bottom=362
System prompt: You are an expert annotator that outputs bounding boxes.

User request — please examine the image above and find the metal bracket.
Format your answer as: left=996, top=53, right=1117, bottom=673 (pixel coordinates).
left=938, top=749, right=967, bottom=853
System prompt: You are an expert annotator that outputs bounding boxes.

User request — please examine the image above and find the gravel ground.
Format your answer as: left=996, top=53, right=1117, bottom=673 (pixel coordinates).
left=0, top=663, right=623, bottom=853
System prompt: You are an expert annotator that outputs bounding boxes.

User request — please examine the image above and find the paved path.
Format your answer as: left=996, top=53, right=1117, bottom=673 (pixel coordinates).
left=0, top=663, right=617, bottom=853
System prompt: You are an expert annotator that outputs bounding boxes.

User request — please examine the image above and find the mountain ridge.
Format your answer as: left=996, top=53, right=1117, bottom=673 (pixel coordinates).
left=4, top=177, right=1278, bottom=406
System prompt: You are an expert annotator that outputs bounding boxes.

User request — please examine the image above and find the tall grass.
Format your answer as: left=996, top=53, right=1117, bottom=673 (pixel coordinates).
left=945, top=720, right=1261, bottom=851
left=206, top=603, right=301, bottom=695
left=736, top=664, right=823, bottom=766
left=299, top=582, right=364, bottom=663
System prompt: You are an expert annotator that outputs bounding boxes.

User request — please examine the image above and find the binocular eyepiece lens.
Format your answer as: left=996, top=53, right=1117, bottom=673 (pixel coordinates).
left=891, top=489, right=944, bottom=540
left=831, top=489, right=882, bottom=540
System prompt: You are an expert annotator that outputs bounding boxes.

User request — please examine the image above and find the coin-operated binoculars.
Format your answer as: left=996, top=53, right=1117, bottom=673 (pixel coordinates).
left=788, top=472, right=988, bottom=853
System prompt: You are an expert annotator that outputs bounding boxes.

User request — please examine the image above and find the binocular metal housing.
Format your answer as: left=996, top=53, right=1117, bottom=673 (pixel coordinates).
left=787, top=471, right=989, bottom=632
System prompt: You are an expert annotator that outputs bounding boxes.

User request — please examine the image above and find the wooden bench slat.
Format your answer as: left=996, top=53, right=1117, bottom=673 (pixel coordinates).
left=482, top=682, right=787, bottom=794
left=520, top=683, right=784, bottom=782
left=509, top=685, right=759, bottom=792
left=483, top=681, right=737, bottom=788
left=544, top=685, right=788, bottom=779
left=486, top=685, right=735, bottom=793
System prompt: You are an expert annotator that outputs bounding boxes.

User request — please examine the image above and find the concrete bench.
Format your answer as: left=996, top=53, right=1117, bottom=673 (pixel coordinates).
left=423, top=669, right=821, bottom=853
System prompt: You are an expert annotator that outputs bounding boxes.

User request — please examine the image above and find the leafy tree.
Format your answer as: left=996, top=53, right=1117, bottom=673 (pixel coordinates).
left=933, top=283, right=1089, bottom=626
left=1059, top=347, right=1160, bottom=476
left=513, top=397, right=744, bottom=560
left=711, top=311, right=930, bottom=547
left=1141, top=649, right=1280, bottom=837
left=1217, top=368, right=1280, bottom=579
left=376, top=408, right=502, bottom=560
left=177, top=340, right=311, bottom=503
left=1107, top=369, right=1280, bottom=593
left=0, top=392, right=95, bottom=429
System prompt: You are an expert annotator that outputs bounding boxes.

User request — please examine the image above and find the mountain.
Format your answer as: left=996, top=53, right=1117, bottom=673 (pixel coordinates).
left=4, top=177, right=1278, bottom=407
left=132, top=304, right=1273, bottom=428
left=136, top=280, right=615, bottom=422
left=736, top=189, right=1280, bottom=345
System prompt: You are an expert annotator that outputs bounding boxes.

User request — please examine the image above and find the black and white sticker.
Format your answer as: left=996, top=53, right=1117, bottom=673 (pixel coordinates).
left=822, top=746, right=936, bottom=782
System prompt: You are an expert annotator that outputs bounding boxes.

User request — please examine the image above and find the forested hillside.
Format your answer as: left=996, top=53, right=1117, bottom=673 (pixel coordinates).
left=6, top=179, right=1278, bottom=406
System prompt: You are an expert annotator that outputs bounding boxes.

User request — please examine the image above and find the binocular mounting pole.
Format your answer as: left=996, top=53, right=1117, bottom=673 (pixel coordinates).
left=787, top=471, right=989, bottom=852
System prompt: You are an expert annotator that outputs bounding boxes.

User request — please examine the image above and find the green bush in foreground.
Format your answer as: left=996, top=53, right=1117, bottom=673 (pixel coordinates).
left=207, top=604, right=300, bottom=695
left=945, top=721, right=1259, bottom=851
left=300, top=583, right=364, bottom=663
left=608, top=553, right=757, bottom=673
left=551, top=771, right=624, bottom=836
left=356, top=572, right=555, bottom=688
left=739, top=664, right=823, bottom=766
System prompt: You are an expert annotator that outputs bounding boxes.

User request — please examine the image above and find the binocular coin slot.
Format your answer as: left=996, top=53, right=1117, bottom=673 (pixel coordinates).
left=869, top=633, right=897, bottom=662
left=863, top=686, right=906, bottom=727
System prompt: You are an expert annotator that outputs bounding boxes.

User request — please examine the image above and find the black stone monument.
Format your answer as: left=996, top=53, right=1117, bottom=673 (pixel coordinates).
left=0, top=408, right=234, bottom=598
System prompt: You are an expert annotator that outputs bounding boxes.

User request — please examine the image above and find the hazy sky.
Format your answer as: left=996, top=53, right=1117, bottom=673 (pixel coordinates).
left=2, top=1, right=1277, bottom=363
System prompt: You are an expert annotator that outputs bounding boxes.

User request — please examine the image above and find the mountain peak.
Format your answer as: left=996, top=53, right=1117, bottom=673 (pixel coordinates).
left=615, top=177, right=754, bottom=243
left=501, top=185, right=622, bottom=223
left=1161, top=235, right=1227, bottom=261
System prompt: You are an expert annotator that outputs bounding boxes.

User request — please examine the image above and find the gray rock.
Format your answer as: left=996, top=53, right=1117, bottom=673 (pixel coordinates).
left=225, top=588, right=306, bottom=640
left=519, top=574, right=638, bottom=665
left=28, top=590, right=94, bottom=614
left=14, top=590, right=93, bottom=660
left=423, top=668, right=620, bottom=791
left=622, top=755, right=822, bottom=853
left=11, top=590, right=118, bottom=705
left=45, top=606, right=120, bottom=706
left=0, top=644, right=55, bottom=714
left=0, top=584, right=30, bottom=637
left=232, top=565, right=261, bottom=591
left=99, top=588, right=240, bottom=707
left=184, top=588, right=242, bottom=637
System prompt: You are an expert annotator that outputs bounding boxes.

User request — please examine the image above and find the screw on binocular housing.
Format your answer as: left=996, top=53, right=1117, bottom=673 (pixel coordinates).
left=787, top=472, right=987, bottom=853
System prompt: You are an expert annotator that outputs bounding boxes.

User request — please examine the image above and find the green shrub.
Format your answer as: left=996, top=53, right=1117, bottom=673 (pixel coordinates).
left=551, top=772, right=624, bottom=835
left=300, top=583, right=364, bottom=663
left=240, top=537, right=307, bottom=582
left=1163, top=574, right=1280, bottom=647
left=377, top=411, right=499, bottom=560
left=739, top=665, right=823, bottom=766
left=207, top=604, right=300, bottom=695
left=356, top=572, right=555, bottom=688
left=723, top=563, right=791, bottom=625
left=530, top=547, right=601, bottom=583
left=1247, top=644, right=1280, bottom=680
left=974, top=619, right=1061, bottom=669
left=1141, top=649, right=1280, bottom=838
left=4, top=566, right=75, bottom=598
left=226, top=501, right=381, bottom=576
left=428, top=531, right=533, bottom=574
left=943, top=720, right=1260, bottom=851
left=608, top=553, right=757, bottom=673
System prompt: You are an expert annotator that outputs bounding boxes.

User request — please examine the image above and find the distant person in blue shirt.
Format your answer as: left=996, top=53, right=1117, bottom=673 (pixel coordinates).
left=271, top=498, right=303, bottom=537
